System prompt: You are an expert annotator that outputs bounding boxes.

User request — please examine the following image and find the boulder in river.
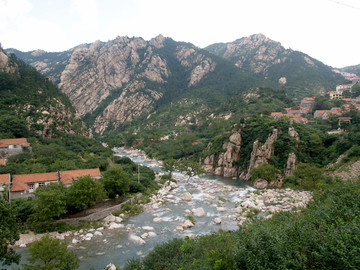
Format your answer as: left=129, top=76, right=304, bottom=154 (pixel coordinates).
left=253, top=178, right=268, bottom=189
left=214, top=217, right=222, bottom=224
left=182, top=220, right=194, bottom=228
left=181, top=192, right=192, bottom=202
left=129, top=234, right=146, bottom=245
left=192, top=207, right=206, bottom=217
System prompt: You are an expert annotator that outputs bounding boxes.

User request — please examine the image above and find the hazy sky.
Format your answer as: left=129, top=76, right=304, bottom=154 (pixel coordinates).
left=0, top=0, right=359, bottom=68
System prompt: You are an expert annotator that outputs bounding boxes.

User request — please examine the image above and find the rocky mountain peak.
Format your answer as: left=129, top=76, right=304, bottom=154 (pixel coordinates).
left=31, top=49, right=46, bottom=56
left=149, top=34, right=166, bottom=48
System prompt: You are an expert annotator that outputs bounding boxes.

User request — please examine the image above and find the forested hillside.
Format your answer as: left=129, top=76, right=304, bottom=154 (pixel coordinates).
left=0, top=48, right=87, bottom=138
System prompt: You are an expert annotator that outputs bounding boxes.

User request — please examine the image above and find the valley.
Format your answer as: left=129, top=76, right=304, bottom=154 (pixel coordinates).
left=1, top=33, right=360, bottom=269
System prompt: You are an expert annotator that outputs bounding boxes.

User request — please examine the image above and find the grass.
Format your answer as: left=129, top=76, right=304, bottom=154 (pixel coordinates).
left=187, top=215, right=196, bottom=225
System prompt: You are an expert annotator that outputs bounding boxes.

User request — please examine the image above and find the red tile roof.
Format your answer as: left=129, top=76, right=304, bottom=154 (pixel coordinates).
left=60, top=168, right=101, bottom=184
left=0, top=174, right=10, bottom=184
left=0, top=138, right=28, bottom=146
left=0, top=158, right=6, bottom=166
left=11, top=172, right=59, bottom=192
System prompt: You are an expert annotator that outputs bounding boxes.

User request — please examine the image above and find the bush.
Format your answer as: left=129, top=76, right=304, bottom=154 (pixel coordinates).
left=250, top=163, right=279, bottom=183
left=129, top=181, right=145, bottom=193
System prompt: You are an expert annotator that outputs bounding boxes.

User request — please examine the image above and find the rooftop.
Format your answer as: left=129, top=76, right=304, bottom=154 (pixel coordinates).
left=0, top=174, right=10, bottom=184
left=11, top=172, right=59, bottom=192
left=60, top=168, right=101, bottom=184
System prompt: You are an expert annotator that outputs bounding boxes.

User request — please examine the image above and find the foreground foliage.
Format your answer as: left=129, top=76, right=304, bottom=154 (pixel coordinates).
left=124, top=180, right=360, bottom=269
left=0, top=200, right=21, bottom=266
left=23, top=235, right=79, bottom=270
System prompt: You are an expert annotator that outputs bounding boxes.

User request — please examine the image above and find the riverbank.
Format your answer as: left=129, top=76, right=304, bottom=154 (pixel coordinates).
left=10, top=147, right=313, bottom=269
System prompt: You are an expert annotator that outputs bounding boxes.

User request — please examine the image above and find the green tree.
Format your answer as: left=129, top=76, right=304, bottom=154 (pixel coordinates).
left=28, top=183, right=67, bottom=232
left=162, top=158, right=176, bottom=178
left=66, top=176, right=106, bottom=213
left=0, top=200, right=21, bottom=266
left=102, top=166, right=131, bottom=198
left=176, top=160, right=206, bottom=182
left=250, top=163, right=279, bottom=183
left=23, top=235, right=79, bottom=270
left=286, top=163, right=326, bottom=189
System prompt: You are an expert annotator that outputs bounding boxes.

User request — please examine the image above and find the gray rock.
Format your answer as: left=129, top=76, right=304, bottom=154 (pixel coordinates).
left=192, top=207, right=206, bottom=217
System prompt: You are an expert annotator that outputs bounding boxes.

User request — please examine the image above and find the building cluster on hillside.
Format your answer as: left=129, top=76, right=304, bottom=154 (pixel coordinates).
left=0, top=137, right=102, bottom=201
left=271, top=84, right=360, bottom=123
left=271, top=97, right=315, bottom=123
left=333, top=69, right=360, bottom=83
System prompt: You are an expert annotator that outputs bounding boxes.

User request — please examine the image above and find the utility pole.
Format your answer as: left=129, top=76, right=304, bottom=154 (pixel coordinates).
left=138, top=164, right=140, bottom=184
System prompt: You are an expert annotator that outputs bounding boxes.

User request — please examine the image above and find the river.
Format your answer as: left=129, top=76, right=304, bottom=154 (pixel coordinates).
left=9, top=149, right=254, bottom=269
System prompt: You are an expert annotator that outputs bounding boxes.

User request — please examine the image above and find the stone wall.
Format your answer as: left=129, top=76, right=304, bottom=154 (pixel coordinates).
left=56, top=193, right=143, bottom=224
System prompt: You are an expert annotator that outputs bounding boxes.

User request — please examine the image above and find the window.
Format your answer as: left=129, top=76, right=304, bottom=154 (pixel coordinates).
left=38, top=183, right=45, bottom=187
left=28, top=183, right=34, bottom=192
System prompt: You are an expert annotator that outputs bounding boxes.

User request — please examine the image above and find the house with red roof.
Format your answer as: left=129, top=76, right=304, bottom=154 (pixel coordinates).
left=59, top=168, right=101, bottom=187
left=0, top=173, right=10, bottom=198
left=314, top=109, right=342, bottom=119
left=0, top=138, right=31, bottom=156
left=0, top=158, right=7, bottom=166
left=300, top=97, right=315, bottom=113
left=8, top=168, right=102, bottom=200
left=9, top=172, right=59, bottom=200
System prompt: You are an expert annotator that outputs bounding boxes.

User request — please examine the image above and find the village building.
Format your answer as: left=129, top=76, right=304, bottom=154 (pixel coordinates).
left=59, top=168, right=101, bottom=187
left=270, top=112, right=308, bottom=124
left=314, top=109, right=342, bottom=119
left=9, top=172, right=59, bottom=200
left=0, top=173, right=10, bottom=198
left=341, top=98, right=358, bottom=104
left=0, top=158, right=7, bottom=166
left=336, top=83, right=355, bottom=92
left=300, top=97, right=315, bottom=113
left=0, top=138, right=31, bottom=156
left=6, top=168, right=102, bottom=200
left=329, top=91, right=342, bottom=100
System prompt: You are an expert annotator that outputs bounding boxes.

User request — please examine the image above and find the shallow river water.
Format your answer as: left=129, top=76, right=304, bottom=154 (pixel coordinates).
left=10, top=149, right=254, bottom=269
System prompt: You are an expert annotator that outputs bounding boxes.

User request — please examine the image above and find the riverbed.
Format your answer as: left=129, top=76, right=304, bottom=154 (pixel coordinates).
left=9, top=148, right=311, bottom=269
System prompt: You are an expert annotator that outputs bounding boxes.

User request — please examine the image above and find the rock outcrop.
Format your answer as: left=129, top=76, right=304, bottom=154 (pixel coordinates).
left=241, top=129, right=279, bottom=180
left=284, top=152, right=297, bottom=177
left=201, top=130, right=242, bottom=178
left=0, top=47, right=16, bottom=73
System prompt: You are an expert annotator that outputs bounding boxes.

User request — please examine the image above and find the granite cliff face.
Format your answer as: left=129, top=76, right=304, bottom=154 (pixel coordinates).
left=207, top=34, right=288, bottom=75
left=0, top=47, right=16, bottom=73
left=241, top=129, right=279, bottom=181
left=8, top=35, right=221, bottom=133
left=201, top=130, right=242, bottom=178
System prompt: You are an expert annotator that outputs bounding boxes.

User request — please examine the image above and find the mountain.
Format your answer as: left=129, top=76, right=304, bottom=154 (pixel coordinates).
left=205, top=34, right=346, bottom=96
left=0, top=47, right=87, bottom=138
left=6, top=35, right=268, bottom=134
left=5, top=34, right=346, bottom=134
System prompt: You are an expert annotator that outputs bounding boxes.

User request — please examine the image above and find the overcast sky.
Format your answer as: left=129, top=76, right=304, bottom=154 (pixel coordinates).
left=0, top=0, right=359, bottom=68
